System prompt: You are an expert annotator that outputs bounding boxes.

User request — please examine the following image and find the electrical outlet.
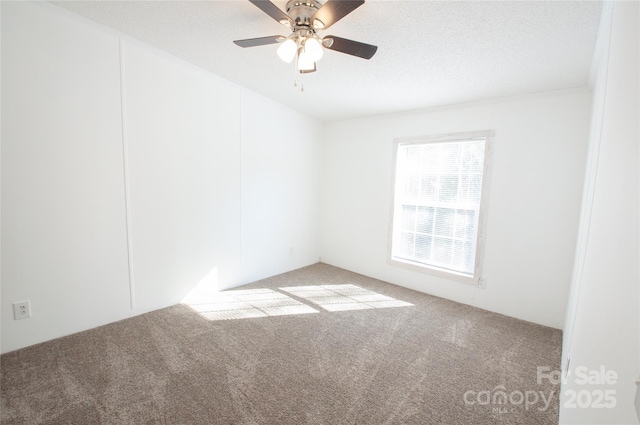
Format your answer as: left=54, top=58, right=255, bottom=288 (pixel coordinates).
left=478, top=277, right=487, bottom=289
left=13, top=301, right=31, bottom=320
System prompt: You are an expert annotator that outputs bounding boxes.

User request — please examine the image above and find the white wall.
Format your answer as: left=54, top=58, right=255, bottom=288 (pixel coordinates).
left=240, top=90, right=322, bottom=285
left=320, top=90, right=592, bottom=329
left=1, top=1, right=132, bottom=352
left=1, top=2, right=321, bottom=353
left=121, top=40, right=242, bottom=312
left=560, top=2, right=639, bottom=424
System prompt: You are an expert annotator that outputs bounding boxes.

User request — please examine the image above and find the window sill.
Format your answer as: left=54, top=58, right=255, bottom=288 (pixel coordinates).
left=388, top=257, right=480, bottom=286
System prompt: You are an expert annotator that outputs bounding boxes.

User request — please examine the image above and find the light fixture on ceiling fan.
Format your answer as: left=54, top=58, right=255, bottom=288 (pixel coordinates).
left=233, top=0, right=377, bottom=74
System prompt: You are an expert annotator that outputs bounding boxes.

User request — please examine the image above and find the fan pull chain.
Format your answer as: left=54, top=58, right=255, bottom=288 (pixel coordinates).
left=292, top=63, right=304, bottom=93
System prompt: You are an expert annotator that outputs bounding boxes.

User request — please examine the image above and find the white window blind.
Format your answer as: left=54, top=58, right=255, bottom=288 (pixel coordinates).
left=391, top=136, right=488, bottom=278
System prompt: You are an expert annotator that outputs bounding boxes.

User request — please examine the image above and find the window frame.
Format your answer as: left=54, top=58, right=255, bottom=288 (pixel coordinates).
left=388, top=130, right=494, bottom=285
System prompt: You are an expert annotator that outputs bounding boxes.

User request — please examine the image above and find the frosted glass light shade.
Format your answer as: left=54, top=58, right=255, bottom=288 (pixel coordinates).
left=304, top=37, right=323, bottom=62
left=277, top=39, right=297, bottom=63
left=297, top=50, right=315, bottom=71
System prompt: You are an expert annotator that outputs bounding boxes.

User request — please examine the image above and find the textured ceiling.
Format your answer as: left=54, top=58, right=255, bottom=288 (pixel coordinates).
left=51, top=0, right=602, bottom=122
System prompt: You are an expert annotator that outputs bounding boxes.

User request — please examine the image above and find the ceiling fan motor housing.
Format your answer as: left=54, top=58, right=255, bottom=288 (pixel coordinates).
left=286, top=0, right=323, bottom=27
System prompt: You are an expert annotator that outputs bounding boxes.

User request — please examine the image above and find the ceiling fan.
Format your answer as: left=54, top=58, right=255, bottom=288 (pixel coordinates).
left=233, top=0, right=377, bottom=74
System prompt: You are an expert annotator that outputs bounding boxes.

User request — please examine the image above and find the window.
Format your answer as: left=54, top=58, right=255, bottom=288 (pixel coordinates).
left=389, top=131, right=492, bottom=282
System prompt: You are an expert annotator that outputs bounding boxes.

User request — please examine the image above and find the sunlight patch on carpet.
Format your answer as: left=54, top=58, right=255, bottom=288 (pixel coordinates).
left=183, top=284, right=413, bottom=321
left=279, top=284, right=414, bottom=312
left=184, top=288, right=319, bottom=320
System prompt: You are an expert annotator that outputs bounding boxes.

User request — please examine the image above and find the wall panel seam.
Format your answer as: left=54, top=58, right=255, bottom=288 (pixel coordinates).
left=119, top=38, right=136, bottom=310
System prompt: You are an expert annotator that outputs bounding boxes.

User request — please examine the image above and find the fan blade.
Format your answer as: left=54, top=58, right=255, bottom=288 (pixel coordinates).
left=249, top=0, right=292, bottom=26
left=311, top=0, right=364, bottom=30
left=324, top=36, right=377, bottom=59
left=233, top=36, right=283, bottom=48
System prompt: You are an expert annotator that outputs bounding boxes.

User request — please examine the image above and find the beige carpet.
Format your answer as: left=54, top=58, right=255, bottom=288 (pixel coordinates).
left=1, top=263, right=562, bottom=424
